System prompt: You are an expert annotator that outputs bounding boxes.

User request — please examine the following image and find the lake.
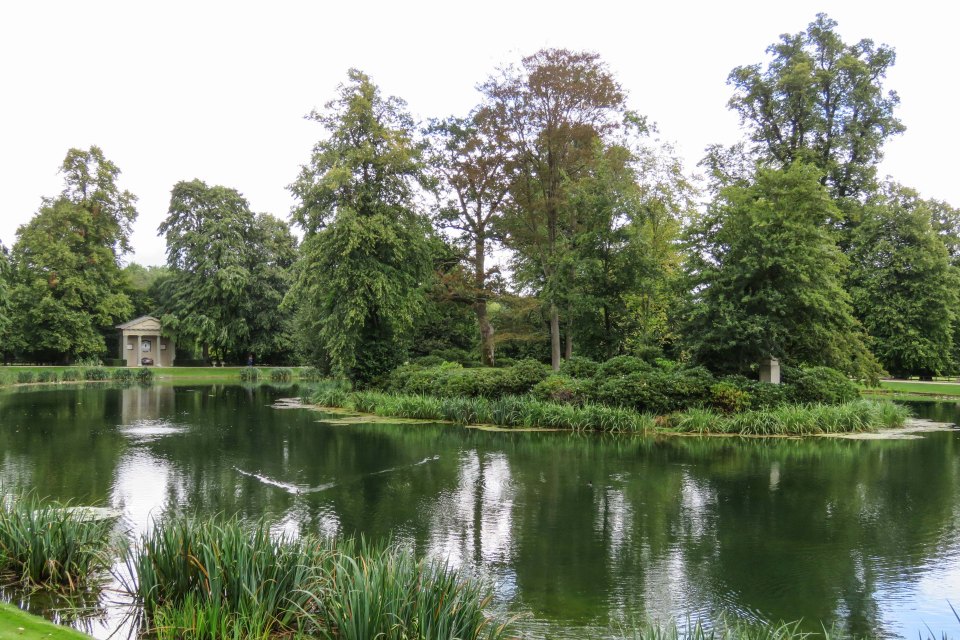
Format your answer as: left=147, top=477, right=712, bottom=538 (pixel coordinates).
left=1, top=383, right=958, bottom=638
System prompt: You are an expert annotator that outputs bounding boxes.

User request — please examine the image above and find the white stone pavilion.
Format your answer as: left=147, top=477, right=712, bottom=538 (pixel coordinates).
left=116, top=316, right=176, bottom=367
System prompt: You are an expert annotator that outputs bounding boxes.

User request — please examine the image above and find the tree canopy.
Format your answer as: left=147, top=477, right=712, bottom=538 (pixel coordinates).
left=685, top=162, right=880, bottom=380
left=288, top=69, right=431, bottom=383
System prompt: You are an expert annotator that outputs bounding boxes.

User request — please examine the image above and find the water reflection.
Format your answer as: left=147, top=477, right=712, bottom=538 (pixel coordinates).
left=0, top=385, right=959, bottom=639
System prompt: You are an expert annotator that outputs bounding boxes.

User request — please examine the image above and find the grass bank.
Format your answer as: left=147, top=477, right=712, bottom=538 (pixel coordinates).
left=867, top=379, right=960, bottom=399
left=306, top=385, right=908, bottom=436
left=0, top=603, right=91, bottom=640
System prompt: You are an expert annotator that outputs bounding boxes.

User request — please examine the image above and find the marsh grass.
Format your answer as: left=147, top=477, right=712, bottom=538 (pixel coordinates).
left=308, top=388, right=653, bottom=432
left=270, top=368, right=293, bottom=382
left=120, top=516, right=512, bottom=640
left=307, top=540, right=511, bottom=640
left=668, top=400, right=909, bottom=435
left=0, top=492, right=116, bottom=589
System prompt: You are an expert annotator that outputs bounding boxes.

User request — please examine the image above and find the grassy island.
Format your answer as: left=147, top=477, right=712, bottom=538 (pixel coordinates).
left=302, top=358, right=910, bottom=436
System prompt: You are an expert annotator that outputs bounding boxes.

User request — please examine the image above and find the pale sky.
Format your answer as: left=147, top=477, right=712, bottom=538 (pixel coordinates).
left=1, top=0, right=957, bottom=266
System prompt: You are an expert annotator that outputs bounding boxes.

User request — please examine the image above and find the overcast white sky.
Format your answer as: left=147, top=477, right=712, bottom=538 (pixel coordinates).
left=1, top=0, right=956, bottom=266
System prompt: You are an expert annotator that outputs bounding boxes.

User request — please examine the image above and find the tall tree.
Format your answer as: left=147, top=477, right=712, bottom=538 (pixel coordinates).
left=158, top=180, right=296, bottom=363
left=0, top=242, right=9, bottom=356
left=288, top=69, right=430, bottom=383
left=728, top=13, right=904, bottom=205
left=425, top=110, right=513, bottom=366
left=7, top=147, right=137, bottom=361
left=483, top=48, right=632, bottom=369
left=848, top=184, right=958, bottom=377
left=685, top=162, right=880, bottom=380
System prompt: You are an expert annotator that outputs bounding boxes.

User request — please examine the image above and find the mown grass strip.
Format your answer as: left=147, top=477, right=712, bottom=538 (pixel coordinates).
left=0, top=602, right=92, bottom=640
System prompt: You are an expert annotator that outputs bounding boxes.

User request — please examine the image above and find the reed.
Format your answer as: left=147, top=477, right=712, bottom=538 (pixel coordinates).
left=0, top=492, right=116, bottom=589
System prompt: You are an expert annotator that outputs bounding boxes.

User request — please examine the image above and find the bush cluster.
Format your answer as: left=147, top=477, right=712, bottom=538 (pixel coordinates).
left=387, top=359, right=549, bottom=398
left=386, top=356, right=860, bottom=415
left=270, top=368, right=293, bottom=382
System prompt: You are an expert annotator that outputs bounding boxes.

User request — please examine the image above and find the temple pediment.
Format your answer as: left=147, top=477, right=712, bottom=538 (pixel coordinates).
left=117, top=315, right=163, bottom=333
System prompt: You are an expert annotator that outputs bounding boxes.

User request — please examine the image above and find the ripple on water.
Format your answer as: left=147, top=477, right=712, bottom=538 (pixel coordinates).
left=119, top=419, right=188, bottom=442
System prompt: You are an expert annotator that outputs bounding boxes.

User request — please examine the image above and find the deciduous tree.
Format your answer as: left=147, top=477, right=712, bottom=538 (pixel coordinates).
left=848, top=184, right=958, bottom=377
left=158, top=180, right=296, bottom=363
left=7, top=147, right=137, bottom=361
left=288, top=69, right=430, bottom=383
left=685, top=162, right=880, bottom=380
left=483, top=49, right=633, bottom=369
left=728, top=13, right=904, bottom=205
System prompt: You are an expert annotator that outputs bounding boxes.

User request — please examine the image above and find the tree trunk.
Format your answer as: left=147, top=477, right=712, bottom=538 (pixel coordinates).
left=476, top=301, right=495, bottom=367
left=550, top=303, right=561, bottom=371
left=474, top=235, right=494, bottom=367
left=564, top=314, right=573, bottom=360
left=603, top=304, right=612, bottom=360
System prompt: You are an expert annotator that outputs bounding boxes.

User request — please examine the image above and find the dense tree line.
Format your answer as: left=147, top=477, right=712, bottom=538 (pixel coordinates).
left=1, top=14, right=957, bottom=381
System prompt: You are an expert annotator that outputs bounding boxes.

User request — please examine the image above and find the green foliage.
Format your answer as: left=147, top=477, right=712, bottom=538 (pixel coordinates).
left=789, top=366, right=859, bottom=404
left=310, top=543, right=506, bottom=640
left=36, top=370, right=59, bottom=383
left=299, top=366, right=324, bottom=382
left=668, top=400, right=908, bottom=435
left=123, top=515, right=511, bottom=640
left=158, top=180, right=297, bottom=364
left=728, top=13, right=903, bottom=202
left=560, top=356, right=600, bottom=379
left=288, top=69, right=430, bottom=384
left=112, top=368, right=134, bottom=383
left=6, top=147, right=136, bottom=362
left=84, top=367, right=109, bottom=381
left=388, top=360, right=548, bottom=398
left=685, top=163, right=881, bottom=380
left=238, top=367, right=261, bottom=383
left=592, top=366, right=716, bottom=414
left=596, top=355, right=653, bottom=378
left=709, top=382, right=752, bottom=414
left=102, top=358, right=126, bottom=367
left=0, top=492, right=116, bottom=588
left=848, top=184, right=958, bottom=377
left=531, top=375, right=593, bottom=405
left=60, top=369, right=80, bottom=382
left=16, top=370, right=35, bottom=383
left=269, top=367, right=293, bottom=382
left=135, top=367, right=154, bottom=384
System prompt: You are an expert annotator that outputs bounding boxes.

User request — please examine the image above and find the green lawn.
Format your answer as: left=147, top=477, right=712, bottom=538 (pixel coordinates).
left=0, top=603, right=91, bottom=640
left=866, top=380, right=960, bottom=398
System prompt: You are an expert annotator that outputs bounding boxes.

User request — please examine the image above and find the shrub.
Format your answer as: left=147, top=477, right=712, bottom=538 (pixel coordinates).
left=411, top=354, right=447, bottom=367
left=710, top=381, right=751, bottom=413
left=85, top=367, right=110, bottom=381
left=592, top=367, right=715, bottom=414
left=596, top=355, right=652, bottom=379
left=16, top=370, right=35, bottom=383
left=560, top=356, right=599, bottom=379
left=37, top=370, right=59, bottom=383
left=270, top=368, right=293, bottom=382
left=61, top=369, right=81, bottom=382
left=136, top=367, right=155, bottom=384
left=505, top=358, right=549, bottom=393
left=531, top=375, right=592, bottom=405
left=112, top=368, right=135, bottom=383
left=239, top=367, right=261, bottom=383
left=103, top=358, right=127, bottom=367
left=299, top=366, right=324, bottom=382
left=75, top=356, right=102, bottom=368
left=790, top=366, right=859, bottom=404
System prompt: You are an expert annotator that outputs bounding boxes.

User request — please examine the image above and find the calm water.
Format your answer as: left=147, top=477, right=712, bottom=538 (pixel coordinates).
left=1, top=384, right=959, bottom=639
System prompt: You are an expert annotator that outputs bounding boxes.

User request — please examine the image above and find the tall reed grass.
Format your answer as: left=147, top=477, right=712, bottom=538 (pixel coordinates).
left=0, top=492, right=116, bottom=589
left=121, top=516, right=512, bottom=640
left=667, top=400, right=909, bottom=435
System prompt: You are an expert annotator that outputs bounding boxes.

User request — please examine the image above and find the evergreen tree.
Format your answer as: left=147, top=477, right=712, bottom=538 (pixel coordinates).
left=288, top=70, right=430, bottom=383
